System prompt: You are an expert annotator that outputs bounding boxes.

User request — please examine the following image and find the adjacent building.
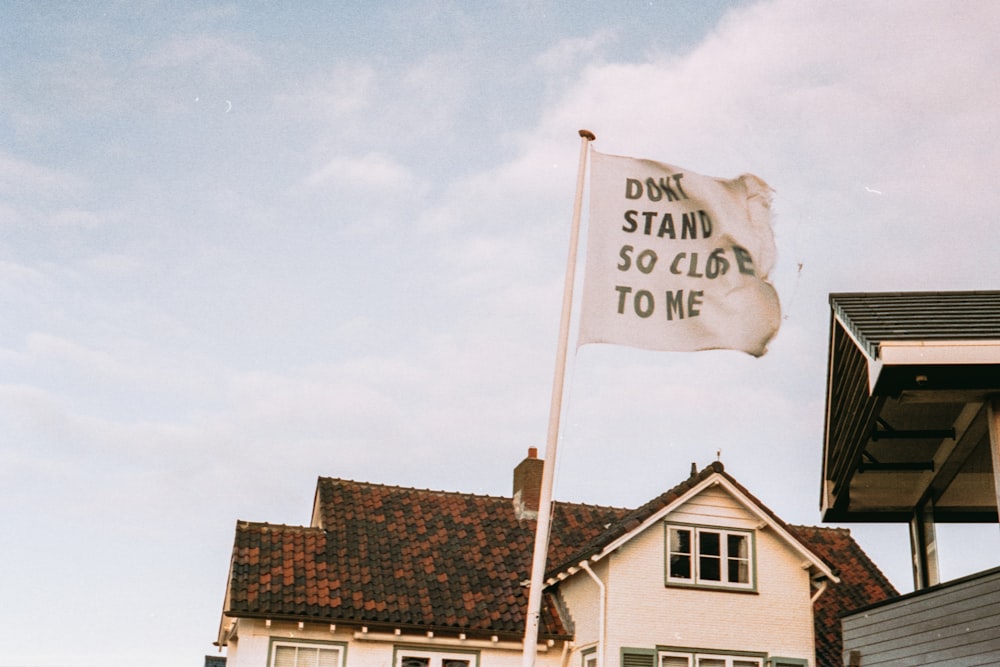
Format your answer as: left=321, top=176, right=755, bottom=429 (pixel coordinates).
left=821, top=291, right=1000, bottom=664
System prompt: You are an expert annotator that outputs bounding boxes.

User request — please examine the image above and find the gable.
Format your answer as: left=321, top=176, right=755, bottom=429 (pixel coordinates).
left=547, top=467, right=836, bottom=585
left=665, top=484, right=761, bottom=530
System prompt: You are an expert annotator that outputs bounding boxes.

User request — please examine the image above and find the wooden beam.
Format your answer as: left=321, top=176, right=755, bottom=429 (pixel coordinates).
left=928, top=402, right=987, bottom=501
left=987, top=397, right=1000, bottom=517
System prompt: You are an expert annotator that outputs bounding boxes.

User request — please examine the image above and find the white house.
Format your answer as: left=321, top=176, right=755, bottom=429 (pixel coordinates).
left=215, top=452, right=895, bottom=667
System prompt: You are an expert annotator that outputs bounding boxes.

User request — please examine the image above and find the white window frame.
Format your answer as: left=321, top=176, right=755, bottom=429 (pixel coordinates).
left=665, top=524, right=755, bottom=590
left=394, top=647, right=480, bottom=667
left=660, top=651, right=764, bottom=667
left=269, top=639, right=346, bottom=667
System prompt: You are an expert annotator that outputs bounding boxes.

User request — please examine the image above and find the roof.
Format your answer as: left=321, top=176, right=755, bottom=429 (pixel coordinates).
left=224, top=480, right=627, bottom=640
left=790, top=525, right=898, bottom=667
left=822, top=291, right=1000, bottom=522
left=220, top=462, right=897, bottom=662
left=831, top=291, right=1000, bottom=360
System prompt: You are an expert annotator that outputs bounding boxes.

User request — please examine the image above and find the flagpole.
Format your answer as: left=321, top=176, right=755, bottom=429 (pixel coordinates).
left=521, top=129, right=595, bottom=667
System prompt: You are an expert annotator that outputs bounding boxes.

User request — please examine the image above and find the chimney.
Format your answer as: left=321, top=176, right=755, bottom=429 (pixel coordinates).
left=513, top=447, right=543, bottom=520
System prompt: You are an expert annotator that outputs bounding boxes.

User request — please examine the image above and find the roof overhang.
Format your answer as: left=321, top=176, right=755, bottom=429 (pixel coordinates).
left=548, top=472, right=838, bottom=585
left=822, top=293, right=1000, bottom=524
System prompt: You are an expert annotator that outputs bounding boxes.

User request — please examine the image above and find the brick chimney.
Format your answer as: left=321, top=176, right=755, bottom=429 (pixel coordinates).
left=513, top=447, right=543, bottom=520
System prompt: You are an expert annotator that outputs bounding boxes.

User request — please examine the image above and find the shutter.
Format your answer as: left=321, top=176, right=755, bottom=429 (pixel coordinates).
left=622, top=651, right=656, bottom=667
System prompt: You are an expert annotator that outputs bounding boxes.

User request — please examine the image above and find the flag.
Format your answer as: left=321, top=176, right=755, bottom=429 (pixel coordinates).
left=578, top=150, right=780, bottom=357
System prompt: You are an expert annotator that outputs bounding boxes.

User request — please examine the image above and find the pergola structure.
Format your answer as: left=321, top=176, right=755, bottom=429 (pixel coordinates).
left=821, top=291, right=1000, bottom=589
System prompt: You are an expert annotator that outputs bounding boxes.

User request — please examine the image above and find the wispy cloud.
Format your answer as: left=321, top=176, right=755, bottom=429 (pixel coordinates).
left=304, top=152, right=425, bottom=194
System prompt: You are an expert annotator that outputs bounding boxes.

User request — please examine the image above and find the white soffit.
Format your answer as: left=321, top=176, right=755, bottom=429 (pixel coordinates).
left=879, top=340, right=1000, bottom=366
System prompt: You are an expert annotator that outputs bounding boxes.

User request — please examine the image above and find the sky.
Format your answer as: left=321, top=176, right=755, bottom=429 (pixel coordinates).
left=2, top=1, right=1000, bottom=665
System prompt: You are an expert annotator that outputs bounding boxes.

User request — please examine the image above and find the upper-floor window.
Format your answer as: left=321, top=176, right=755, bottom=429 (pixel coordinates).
left=666, top=524, right=754, bottom=589
left=272, top=640, right=344, bottom=667
left=396, top=648, right=478, bottom=667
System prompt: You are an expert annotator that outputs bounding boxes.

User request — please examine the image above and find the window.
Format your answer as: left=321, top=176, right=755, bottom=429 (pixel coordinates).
left=697, top=660, right=761, bottom=667
left=660, top=652, right=763, bottom=667
left=395, top=649, right=477, bottom=667
left=271, top=641, right=344, bottom=667
left=666, top=525, right=753, bottom=589
left=583, top=649, right=598, bottom=667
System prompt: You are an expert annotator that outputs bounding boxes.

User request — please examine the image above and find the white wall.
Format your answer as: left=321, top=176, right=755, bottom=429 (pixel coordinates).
left=565, top=484, right=816, bottom=666
left=223, top=618, right=571, bottom=667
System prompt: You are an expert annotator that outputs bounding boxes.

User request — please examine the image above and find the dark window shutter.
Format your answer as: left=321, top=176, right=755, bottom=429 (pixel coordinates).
left=622, top=650, right=656, bottom=667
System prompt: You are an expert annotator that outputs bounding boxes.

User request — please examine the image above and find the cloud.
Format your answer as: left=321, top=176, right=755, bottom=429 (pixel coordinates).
left=274, top=63, right=377, bottom=121
left=535, top=31, right=615, bottom=74
left=82, top=252, right=145, bottom=275
left=0, top=259, right=48, bottom=290
left=51, top=208, right=105, bottom=228
left=304, top=152, right=425, bottom=194
left=0, top=151, right=84, bottom=199
left=141, top=34, right=262, bottom=77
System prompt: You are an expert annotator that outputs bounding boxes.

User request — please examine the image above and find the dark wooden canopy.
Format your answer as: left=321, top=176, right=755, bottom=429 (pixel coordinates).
left=822, top=291, right=1000, bottom=523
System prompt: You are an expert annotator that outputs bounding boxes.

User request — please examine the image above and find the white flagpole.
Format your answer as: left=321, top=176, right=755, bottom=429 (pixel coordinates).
left=521, top=129, right=595, bottom=667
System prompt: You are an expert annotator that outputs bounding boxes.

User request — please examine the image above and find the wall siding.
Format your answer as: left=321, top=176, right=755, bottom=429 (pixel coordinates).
left=223, top=618, right=567, bottom=667
left=597, top=487, right=816, bottom=666
left=559, top=557, right=606, bottom=647
left=842, top=568, right=1000, bottom=666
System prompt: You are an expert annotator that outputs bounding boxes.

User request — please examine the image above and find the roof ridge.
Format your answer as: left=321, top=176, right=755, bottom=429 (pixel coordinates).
left=236, top=520, right=323, bottom=531
left=319, top=476, right=512, bottom=500
left=790, top=523, right=850, bottom=533
left=543, top=463, right=724, bottom=574
left=318, top=475, right=630, bottom=511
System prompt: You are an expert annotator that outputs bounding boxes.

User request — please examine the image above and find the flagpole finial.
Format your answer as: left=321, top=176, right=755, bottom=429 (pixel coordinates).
left=578, top=129, right=595, bottom=141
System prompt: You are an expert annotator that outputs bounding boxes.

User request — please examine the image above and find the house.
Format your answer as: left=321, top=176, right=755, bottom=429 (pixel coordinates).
left=820, top=291, right=1000, bottom=664
left=215, top=451, right=895, bottom=667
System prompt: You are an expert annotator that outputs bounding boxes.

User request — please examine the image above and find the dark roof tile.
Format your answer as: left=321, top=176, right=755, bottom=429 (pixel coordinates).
left=790, top=525, right=898, bottom=667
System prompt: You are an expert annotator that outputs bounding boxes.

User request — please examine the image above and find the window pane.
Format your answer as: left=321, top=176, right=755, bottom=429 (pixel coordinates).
left=443, top=661, right=469, bottom=667
left=297, top=648, right=319, bottom=667
left=671, top=553, right=692, bottom=579
left=275, top=647, right=297, bottom=667
left=402, top=659, right=430, bottom=667
left=734, top=661, right=761, bottom=667
left=697, top=659, right=725, bottom=667
left=669, top=528, right=693, bottom=579
left=699, top=531, right=720, bottom=556
left=698, top=530, right=721, bottom=581
left=670, top=528, right=691, bottom=554
left=728, top=534, right=748, bottom=558
left=662, top=656, right=690, bottom=667
left=728, top=558, right=749, bottom=583
left=317, top=649, right=340, bottom=667
left=699, top=554, right=721, bottom=581
left=726, top=534, right=750, bottom=583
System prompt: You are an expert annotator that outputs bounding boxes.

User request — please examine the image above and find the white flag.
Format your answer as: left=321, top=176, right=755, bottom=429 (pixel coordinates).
left=578, top=150, right=780, bottom=357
